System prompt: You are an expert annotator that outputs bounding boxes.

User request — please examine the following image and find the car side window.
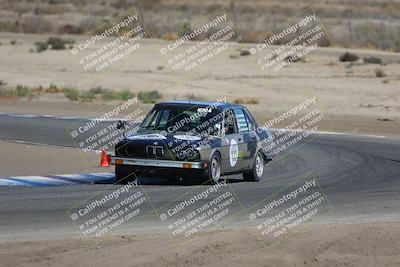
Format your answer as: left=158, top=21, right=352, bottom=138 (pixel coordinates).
left=147, top=110, right=160, bottom=128
left=224, top=109, right=238, bottom=135
left=233, top=108, right=250, bottom=133
left=158, top=109, right=171, bottom=129
left=242, top=108, right=255, bottom=131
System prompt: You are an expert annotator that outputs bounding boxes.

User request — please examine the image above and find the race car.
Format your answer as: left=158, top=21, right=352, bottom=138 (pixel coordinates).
left=110, top=100, right=273, bottom=184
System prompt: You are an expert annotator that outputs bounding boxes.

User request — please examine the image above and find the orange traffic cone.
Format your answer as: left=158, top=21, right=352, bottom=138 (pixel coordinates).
left=100, top=149, right=110, bottom=167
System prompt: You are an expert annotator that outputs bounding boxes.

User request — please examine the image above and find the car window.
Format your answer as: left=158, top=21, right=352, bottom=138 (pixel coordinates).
left=242, top=108, right=255, bottom=131
left=224, top=109, right=238, bottom=135
left=158, top=109, right=171, bottom=129
left=140, top=104, right=222, bottom=134
left=141, top=108, right=158, bottom=129
left=233, top=108, right=250, bottom=133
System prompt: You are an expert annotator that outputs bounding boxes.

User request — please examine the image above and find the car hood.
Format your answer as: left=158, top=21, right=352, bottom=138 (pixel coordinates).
left=123, top=130, right=211, bottom=149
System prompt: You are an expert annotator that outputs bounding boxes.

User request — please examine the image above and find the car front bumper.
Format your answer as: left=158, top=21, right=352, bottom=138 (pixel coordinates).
left=110, top=156, right=207, bottom=169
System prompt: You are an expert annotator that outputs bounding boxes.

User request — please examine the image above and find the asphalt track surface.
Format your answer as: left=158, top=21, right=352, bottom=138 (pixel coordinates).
left=1, top=113, right=400, bottom=240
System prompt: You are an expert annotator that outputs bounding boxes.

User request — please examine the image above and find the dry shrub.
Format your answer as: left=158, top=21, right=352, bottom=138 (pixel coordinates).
left=0, top=21, right=18, bottom=32
left=206, top=3, right=225, bottom=13
left=339, top=52, right=359, bottom=62
left=138, top=90, right=162, bottom=103
left=382, top=2, right=400, bottom=16
left=21, top=15, right=54, bottom=33
left=161, top=32, right=179, bottom=41
left=46, top=84, right=63, bottom=93
left=58, top=24, right=84, bottom=35
left=325, top=61, right=337, bottom=66
left=353, top=22, right=400, bottom=51
left=185, top=93, right=204, bottom=101
left=240, top=49, right=251, bottom=56
left=41, top=3, right=68, bottom=15
left=13, top=2, right=34, bottom=14
left=240, top=31, right=268, bottom=44
left=135, top=0, right=161, bottom=10
left=0, top=0, right=397, bottom=51
left=64, top=88, right=80, bottom=101
left=363, top=56, right=382, bottom=64
left=234, top=98, right=259, bottom=105
left=236, top=4, right=255, bottom=13
left=316, top=34, right=332, bottom=47
left=374, top=68, right=386, bottom=78
left=111, top=0, right=129, bottom=9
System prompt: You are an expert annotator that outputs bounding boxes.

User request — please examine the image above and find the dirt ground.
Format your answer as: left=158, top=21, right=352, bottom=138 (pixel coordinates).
left=1, top=32, right=400, bottom=137
left=0, top=222, right=399, bottom=267
left=0, top=33, right=400, bottom=118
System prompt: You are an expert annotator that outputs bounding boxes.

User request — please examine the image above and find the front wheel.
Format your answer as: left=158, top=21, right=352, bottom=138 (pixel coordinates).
left=203, top=153, right=221, bottom=185
left=243, top=151, right=264, bottom=182
left=115, top=165, right=137, bottom=184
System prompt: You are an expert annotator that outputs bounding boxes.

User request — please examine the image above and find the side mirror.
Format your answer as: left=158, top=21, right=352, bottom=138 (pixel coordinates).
left=116, top=120, right=126, bottom=130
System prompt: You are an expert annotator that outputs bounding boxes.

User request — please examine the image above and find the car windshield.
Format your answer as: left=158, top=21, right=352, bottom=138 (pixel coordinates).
left=140, top=104, right=223, bottom=136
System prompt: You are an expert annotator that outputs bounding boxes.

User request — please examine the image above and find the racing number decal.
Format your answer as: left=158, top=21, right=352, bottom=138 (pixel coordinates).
left=229, top=139, right=239, bottom=167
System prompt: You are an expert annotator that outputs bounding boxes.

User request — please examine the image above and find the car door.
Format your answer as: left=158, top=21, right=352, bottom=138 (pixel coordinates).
left=220, top=109, right=245, bottom=173
left=233, top=108, right=258, bottom=169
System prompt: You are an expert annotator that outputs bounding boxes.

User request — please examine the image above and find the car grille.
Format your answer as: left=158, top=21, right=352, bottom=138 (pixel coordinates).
left=116, top=143, right=175, bottom=160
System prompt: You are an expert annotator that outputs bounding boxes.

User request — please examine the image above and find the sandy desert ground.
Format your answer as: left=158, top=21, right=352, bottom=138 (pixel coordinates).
left=0, top=32, right=400, bottom=137
left=1, top=222, right=399, bottom=267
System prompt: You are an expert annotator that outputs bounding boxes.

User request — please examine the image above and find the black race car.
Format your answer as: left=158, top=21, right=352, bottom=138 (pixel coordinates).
left=110, top=101, right=273, bottom=184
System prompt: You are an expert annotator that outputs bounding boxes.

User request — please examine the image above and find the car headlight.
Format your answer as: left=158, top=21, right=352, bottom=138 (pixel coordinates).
left=176, top=149, right=200, bottom=161
left=176, top=151, right=186, bottom=160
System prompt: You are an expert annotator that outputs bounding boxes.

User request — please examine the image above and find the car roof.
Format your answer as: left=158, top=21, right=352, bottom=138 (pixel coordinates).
left=156, top=100, right=243, bottom=110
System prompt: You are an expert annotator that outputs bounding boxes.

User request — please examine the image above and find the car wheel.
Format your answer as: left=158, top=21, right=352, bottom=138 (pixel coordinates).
left=204, top=153, right=221, bottom=185
left=243, top=151, right=264, bottom=182
left=115, top=165, right=137, bottom=184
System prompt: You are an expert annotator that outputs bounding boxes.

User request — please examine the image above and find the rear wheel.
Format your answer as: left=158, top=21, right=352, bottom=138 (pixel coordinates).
left=115, top=165, right=137, bottom=184
left=203, top=153, right=221, bottom=185
left=243, top=151, right=264, bottom=182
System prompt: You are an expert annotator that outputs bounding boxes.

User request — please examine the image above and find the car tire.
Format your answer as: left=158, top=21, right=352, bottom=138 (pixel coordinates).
left=115, top=165, right=137, bottom=184
left=243, top=151, right=264, bottom=182
left=203, top=152, right=221, bottom=185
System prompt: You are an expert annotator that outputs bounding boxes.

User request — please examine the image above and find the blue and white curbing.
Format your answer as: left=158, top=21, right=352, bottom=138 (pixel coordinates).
left=0, top=173, right=116, bottom=187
